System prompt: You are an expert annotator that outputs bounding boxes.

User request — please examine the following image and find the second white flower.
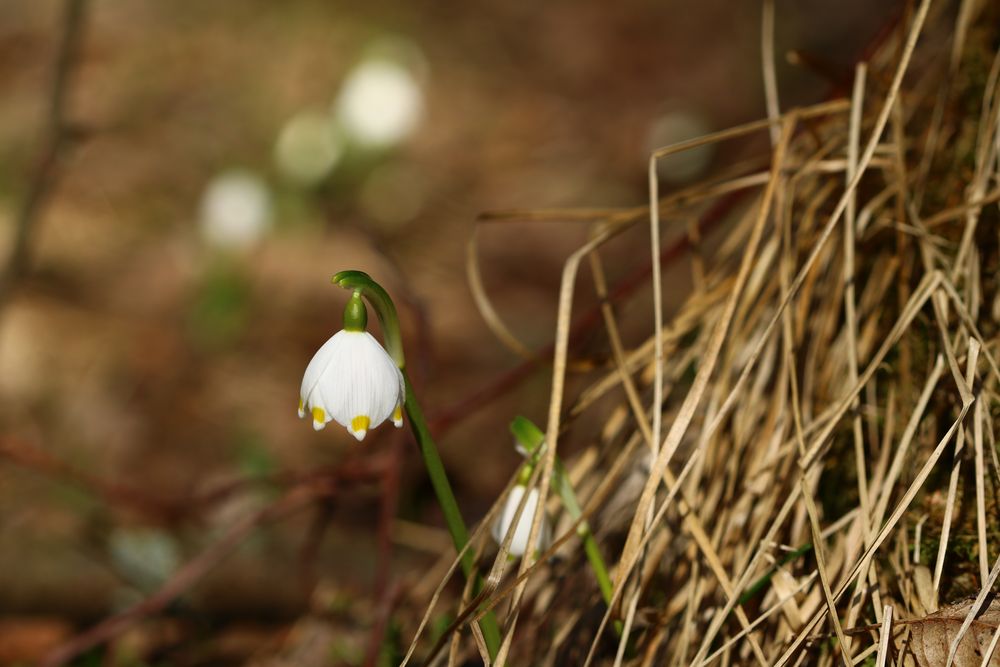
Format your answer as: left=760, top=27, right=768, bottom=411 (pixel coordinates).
left=491, top=484, right=552, bottom=558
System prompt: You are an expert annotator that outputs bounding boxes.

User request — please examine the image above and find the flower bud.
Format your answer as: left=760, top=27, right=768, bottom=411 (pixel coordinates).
left=491, top=484, right=552, bottom=558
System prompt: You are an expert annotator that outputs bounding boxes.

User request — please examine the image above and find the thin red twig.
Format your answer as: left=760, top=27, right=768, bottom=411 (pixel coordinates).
left=39, top=481, right=336, bottom=667
left=427, top=187, right=745, bottom=435
left=363, top=434, right=404, bottom=667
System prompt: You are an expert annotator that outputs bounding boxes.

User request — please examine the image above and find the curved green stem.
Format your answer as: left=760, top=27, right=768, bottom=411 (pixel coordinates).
left=332, top=271, right=501, bottom=658
left=510, top=417, right=614, bottom=606
left=332, top=270, right=405, bottom=367
left=402, top=368, right=472, bottom=571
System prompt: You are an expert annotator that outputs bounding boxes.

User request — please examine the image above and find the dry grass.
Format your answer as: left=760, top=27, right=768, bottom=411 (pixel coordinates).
left=401, top=1, right=1000, bottom=664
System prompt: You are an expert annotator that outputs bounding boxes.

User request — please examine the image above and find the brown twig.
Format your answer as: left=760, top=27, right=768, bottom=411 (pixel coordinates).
left=0, top=436, right=180, bottom=519
left=297, top=499, right=334, bottom=599
left=0, top=0, right=90, bottom=311
left=365, top=582, right=402, bottom=667
left=363, top=432, right=404, bottom=667
left=39, top=480, right=337, bottom=667
left=427, top=188, right=744, bottom=435
left=0, top=434, right=397, bottom=528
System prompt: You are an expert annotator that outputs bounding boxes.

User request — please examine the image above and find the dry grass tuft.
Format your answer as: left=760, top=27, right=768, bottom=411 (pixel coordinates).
left=403, top=1, right=1000, bottom=664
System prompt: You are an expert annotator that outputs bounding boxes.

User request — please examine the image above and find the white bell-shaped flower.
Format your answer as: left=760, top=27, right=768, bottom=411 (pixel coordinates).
left=298, top=295, right=405, bottom=441
left=491, top=484, right=551, bottom=558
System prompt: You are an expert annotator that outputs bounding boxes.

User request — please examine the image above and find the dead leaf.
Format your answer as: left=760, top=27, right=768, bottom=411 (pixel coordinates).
left=906, top=599, right=1000, bottom=666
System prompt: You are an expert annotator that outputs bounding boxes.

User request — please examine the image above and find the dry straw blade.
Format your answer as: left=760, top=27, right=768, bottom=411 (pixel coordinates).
left=408, top=0, right=1000, bottom=663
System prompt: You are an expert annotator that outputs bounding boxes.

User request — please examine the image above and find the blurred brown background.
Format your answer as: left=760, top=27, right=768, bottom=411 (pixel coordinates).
left=0, top=0, right=900, bottom=663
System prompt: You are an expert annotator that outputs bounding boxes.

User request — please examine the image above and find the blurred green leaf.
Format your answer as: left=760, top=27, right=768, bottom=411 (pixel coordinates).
left=234, top=430, right=276, bottom=480
left=188, top=262, right=251, bottom=349
left=376, top=619, right=402, bottom=667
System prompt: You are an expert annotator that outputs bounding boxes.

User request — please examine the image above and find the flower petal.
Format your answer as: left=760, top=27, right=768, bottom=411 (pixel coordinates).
left=349, top=415, right=370, bottom=441
left=312, top=406, right=327, bottom=431
left=300, top=332, right=344, bottom=402
left=492, top=485, right=549, bottom=557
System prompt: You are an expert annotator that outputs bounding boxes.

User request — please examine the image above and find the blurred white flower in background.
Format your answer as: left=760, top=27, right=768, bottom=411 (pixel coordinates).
left=274, top=110, right=345, bottom=186
left=335, top=57, right=424, bottom=149
left=108, top=527, right=180, bottom=592
left=491, top=484, right=552, bottom=558
left=646, top=108, right=714, bottom=185
left=199, top=169, right=273, bottom=251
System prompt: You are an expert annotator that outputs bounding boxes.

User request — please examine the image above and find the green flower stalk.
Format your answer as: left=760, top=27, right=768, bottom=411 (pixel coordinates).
left=509, top=416, right=614, bottom=606
left=298, top=270, right=501, bottom=658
